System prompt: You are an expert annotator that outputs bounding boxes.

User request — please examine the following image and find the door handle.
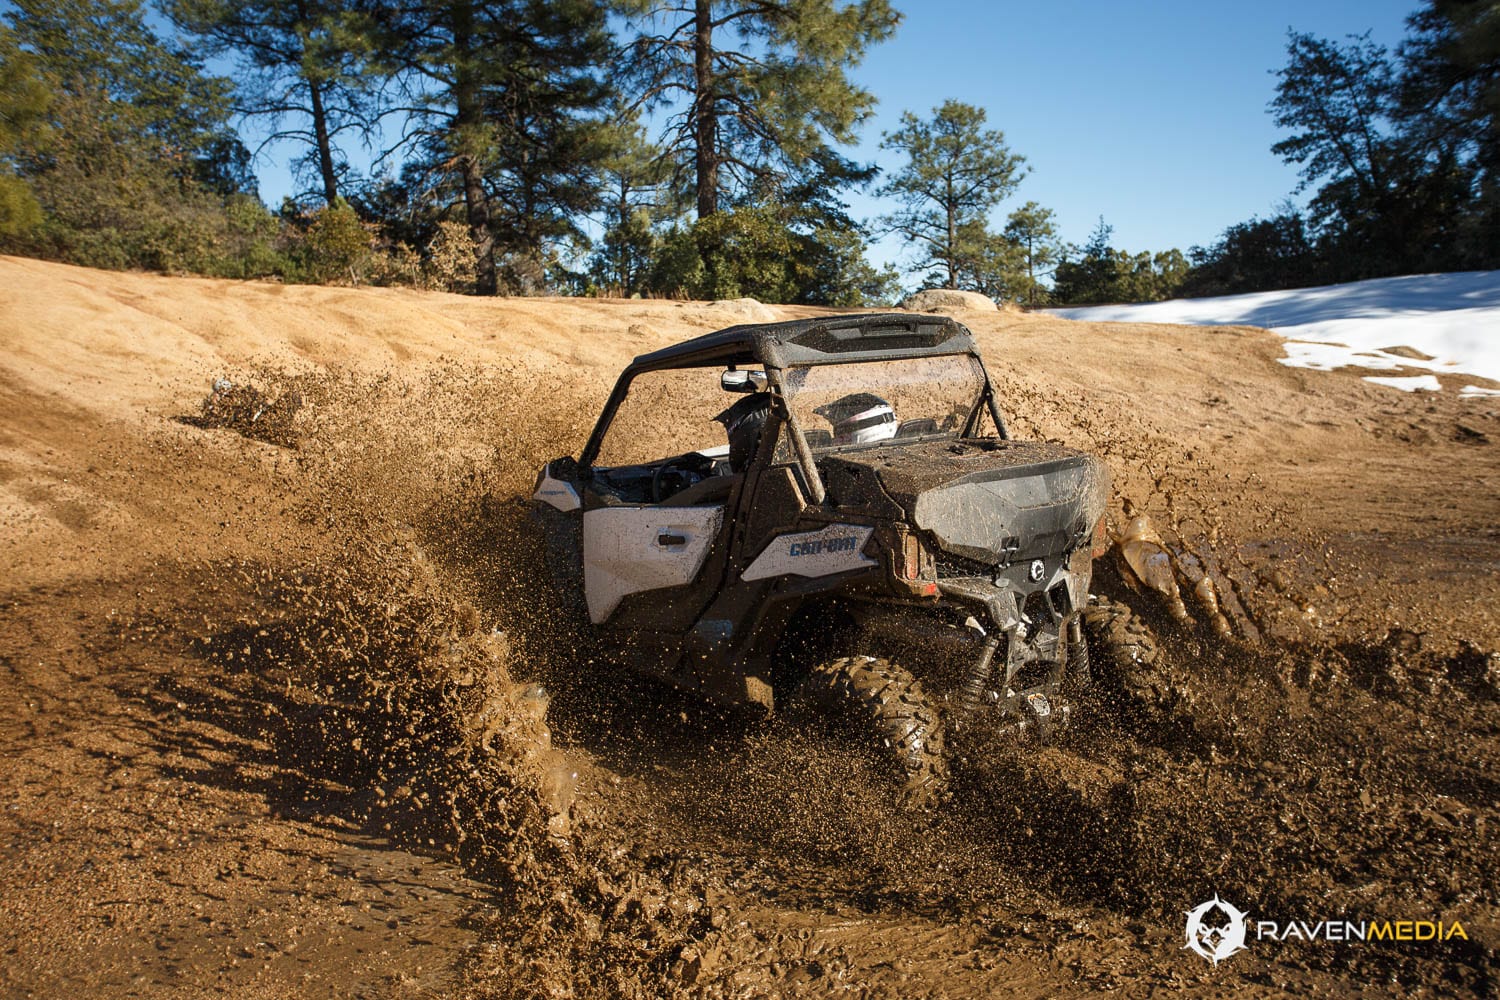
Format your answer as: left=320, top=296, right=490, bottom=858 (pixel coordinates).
left=657, top=532, right=687, bottom=547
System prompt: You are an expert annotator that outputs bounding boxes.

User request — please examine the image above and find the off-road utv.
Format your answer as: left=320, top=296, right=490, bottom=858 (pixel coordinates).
left=532, top=313, right=1112, bottom=803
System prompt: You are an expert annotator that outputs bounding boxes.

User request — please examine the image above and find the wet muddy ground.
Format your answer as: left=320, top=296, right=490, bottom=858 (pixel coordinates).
left=2, top=260, right=1498, bottom=998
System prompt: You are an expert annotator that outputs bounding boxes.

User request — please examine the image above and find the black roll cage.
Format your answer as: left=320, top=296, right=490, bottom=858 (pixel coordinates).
left=576, top=314, right=1011, bottom=506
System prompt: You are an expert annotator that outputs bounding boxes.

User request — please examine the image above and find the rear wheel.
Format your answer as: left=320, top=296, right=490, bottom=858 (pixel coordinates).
left=1081, top=596, right=1160, bottom=678
left=1081, top=595, right=1173, bottom=722
left=795, top=655, right=947, bottom=808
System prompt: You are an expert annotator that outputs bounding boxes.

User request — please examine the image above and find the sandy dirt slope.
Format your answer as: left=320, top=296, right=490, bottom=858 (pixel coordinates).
left=1, top=255, right=1498, bottom=999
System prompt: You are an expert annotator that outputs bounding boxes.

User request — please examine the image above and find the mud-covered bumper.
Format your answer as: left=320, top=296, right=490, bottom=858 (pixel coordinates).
left=934, top=549, right=1092, bottom=737
left=935, top=545, right=1091, bottom=632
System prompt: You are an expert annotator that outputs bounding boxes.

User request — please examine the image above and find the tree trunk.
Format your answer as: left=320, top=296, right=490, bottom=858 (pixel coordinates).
left=1026, top=237, right=1035, bottom=307
left=693, top=0, right=718, bottom=218
left=308, top=79, right=340, bottom=207
left=452, top=2, right=497, bottom=295
left=616, top=175, right=629, bottom=290
left=945, top=203, right=957, bottom=289
left=459, top=155, right=497, bottom=295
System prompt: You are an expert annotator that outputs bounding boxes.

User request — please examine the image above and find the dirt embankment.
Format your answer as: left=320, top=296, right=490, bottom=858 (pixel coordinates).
left=1, top=255, right=1497, bottom=998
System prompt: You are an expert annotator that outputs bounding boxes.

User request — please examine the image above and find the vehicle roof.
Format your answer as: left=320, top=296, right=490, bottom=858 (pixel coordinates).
left=627, top=312, right=977, bottom=372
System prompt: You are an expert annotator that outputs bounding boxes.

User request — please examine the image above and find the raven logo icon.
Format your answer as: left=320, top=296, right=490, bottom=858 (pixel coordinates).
left=1184, top=895, right=1250, bottom=966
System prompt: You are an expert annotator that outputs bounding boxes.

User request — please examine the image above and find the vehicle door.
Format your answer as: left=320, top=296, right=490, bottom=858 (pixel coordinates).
left=567, top=365, right=748, bottom=631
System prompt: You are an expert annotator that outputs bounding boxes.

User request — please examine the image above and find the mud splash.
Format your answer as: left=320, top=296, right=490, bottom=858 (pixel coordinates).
left=118, top=360, right=1498, bottom=998
left=992, top=369, right=1334, bottom=655
left=146, top=362, right=751, bottom=998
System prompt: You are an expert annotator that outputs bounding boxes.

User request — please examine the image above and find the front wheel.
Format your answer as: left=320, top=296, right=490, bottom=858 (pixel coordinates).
left=794, top=656, right=947, bottom=808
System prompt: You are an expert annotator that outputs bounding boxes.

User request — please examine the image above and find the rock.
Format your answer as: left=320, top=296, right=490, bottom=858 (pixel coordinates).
left=900, top=288, right=997, bottom=313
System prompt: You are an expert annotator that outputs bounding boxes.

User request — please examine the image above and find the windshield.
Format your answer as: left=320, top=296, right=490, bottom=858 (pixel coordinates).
left=593, top=366, right=731, bottom=467
left=784, top=355, right=986, bottom=452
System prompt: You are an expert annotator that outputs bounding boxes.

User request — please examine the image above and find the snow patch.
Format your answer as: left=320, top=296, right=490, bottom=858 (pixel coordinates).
left=1049, top=271, right=1500, bottom=390
left=1363, top=374, right=1442, bottom=392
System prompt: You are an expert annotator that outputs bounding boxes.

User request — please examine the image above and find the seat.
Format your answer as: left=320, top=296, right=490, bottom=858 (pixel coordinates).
left=661, top=473, right=739, bottom=507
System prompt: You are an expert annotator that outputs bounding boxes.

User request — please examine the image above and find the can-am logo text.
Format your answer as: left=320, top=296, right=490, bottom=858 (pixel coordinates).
left=788, top=535, right=858, bottom=557
left=1184, top=895, right=1250, bottom=966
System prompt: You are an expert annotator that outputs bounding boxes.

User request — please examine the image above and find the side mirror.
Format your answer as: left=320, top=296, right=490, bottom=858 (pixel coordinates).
left=721, top=369, right=768, bottom=393
left=533, top=457, right=581, bottom=512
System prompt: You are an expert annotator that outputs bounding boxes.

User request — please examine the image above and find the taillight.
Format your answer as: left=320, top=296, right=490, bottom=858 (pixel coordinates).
left=903, top=533, right=922, bottom=580
left=897, top=535, right=939, bottom=599
left=1090, top=514, right=1110, bottom=558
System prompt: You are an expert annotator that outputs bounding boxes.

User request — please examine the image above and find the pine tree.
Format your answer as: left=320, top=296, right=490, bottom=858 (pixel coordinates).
left=1199, top=7, right=1498, bottom=291
left=1272, top=29, right=1468, bottom=278
left=1, top=0, right=269, bottom=272
left=777, top=146, right=896, bottom=305
left=620, top=0, right=899, bottom=219
left=1271, top=32, right=1398, bottom=208
left=1052, top=217, right=1117, bottom=304
left=1399, top=1, right=1500, bottom=266
left=0, top=35, right=48, bottom=236
left=878, top=100, right=1026, bottom=290
left=588, top=109, right=677, bottom=294
left=1002, top=201, right=1061, bottom=307
left=1181, top=211, right=1315, bottom=296
left=374, top=0, right=614, bottom=294
left=5, top=0, right=242, bottom=180
left=1052, top=219, right=1187, bottom=304
left=635, top=144, right=894, bottom=305
left=165, top=0, right=380, bottom=207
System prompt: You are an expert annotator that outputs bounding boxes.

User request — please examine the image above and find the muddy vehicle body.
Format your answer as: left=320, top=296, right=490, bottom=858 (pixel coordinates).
left=533, top=314, right=1110, bottom=799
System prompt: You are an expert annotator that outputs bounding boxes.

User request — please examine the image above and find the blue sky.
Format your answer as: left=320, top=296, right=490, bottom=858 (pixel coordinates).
left=244, top=0, right=1421, bottom=275
left=840, top=0, right=1419, bottom=272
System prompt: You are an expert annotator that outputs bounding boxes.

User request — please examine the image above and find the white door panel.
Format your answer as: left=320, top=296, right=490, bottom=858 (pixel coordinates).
left=582, top=506, right=723, bottom=624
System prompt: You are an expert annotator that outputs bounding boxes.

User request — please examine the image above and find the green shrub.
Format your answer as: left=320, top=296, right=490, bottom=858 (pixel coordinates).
left=423, top=220, right=477, bottom=293
left=302, top=199, right=374, bottom=284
